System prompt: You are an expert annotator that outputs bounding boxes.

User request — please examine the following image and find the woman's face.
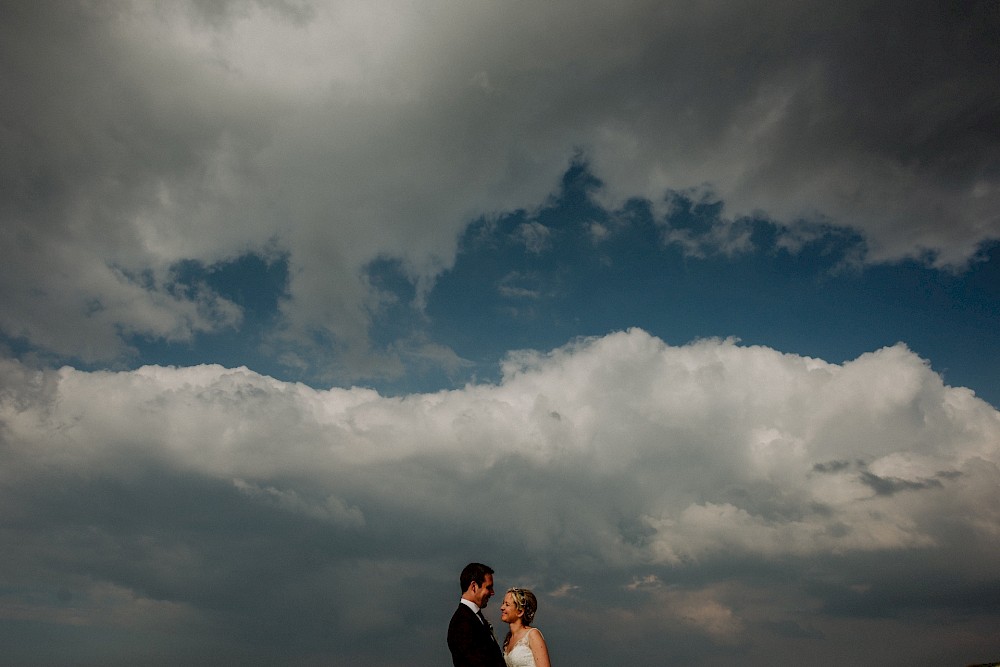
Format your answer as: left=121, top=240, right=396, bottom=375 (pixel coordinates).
left=499, top=592, right=523, bottom=624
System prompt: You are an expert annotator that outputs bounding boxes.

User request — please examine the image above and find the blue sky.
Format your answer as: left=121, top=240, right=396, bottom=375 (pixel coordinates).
left=2, top=1, right=999, bottom=666
left=126, top=162, right=1000, bottom=406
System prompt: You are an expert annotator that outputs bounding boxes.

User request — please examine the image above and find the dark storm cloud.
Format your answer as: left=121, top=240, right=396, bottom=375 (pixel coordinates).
left=813, top=460, right=854, bottom=474
left=573, top=0, right=1000, bottom=263
left=858, top=470, right=945, bottom=496
left=1, top=0, right=998, bottom=370
left=0, top=1, right=266, bottom=360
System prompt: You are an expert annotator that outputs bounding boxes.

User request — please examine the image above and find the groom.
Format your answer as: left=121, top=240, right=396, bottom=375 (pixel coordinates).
left=447, top=562, right=506, bottom=667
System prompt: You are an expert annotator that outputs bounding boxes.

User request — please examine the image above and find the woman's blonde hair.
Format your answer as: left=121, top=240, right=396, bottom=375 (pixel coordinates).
left=505, top=587, right=537, bottom=625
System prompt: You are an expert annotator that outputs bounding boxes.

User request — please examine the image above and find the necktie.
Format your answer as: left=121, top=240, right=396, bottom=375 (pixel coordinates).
left=477, top=611, right=498, bottom=644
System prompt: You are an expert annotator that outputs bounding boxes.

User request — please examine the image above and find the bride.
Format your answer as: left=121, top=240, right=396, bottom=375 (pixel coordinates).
left=499, top=587, right=551, bottom=667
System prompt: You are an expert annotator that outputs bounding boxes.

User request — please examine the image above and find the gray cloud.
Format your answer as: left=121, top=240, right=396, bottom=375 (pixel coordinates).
left=2, top=0, right=998, bottom=371
left=1, top=330, right=998, bottom=664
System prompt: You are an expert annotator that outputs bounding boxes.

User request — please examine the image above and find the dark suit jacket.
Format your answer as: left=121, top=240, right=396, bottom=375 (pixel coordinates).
left=447, top=603, right=505, bottom=667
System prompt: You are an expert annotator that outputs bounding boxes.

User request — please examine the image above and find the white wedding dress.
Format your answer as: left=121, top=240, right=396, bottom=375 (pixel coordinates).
left=504, top=627, right=540, bottom=667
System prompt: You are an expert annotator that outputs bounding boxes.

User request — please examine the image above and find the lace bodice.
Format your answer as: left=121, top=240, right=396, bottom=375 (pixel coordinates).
left=504, top=628, right=540, bottom=667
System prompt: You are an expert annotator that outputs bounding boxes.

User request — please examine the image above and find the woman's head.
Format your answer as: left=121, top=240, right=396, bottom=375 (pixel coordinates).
left=500, top=587, right=537, bottom=625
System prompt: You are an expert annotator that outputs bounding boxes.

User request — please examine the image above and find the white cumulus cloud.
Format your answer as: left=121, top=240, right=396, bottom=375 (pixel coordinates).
left=0, top=329, right=998, bottom=663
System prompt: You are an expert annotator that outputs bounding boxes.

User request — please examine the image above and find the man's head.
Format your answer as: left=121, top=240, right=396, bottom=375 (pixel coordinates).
left=459, top=562, right=496, bottom=608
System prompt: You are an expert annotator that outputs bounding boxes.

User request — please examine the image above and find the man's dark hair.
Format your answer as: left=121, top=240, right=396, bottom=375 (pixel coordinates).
left=459, top=562, right=494, bottom=592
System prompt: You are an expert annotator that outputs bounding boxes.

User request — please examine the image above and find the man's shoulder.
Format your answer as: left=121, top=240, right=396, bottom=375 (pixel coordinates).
left=449, top=603, right=474, bottom=626
left=452, top=602, right=477, bottom=616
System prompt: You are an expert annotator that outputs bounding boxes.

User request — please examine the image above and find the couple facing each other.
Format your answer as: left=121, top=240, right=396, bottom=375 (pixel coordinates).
left=447, top=562, right=552, bottom=667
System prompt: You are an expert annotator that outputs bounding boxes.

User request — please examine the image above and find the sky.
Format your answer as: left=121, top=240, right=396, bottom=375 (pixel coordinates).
left=1, top=1, right=999, bottom=665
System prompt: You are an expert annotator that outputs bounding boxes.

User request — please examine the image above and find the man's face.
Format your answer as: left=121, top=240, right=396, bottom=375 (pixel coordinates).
left=471, top=573, right=495, bottom=609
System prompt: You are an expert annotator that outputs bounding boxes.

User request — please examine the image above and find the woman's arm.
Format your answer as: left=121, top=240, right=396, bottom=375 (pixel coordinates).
left=528, top=627, right=551, bottom=667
